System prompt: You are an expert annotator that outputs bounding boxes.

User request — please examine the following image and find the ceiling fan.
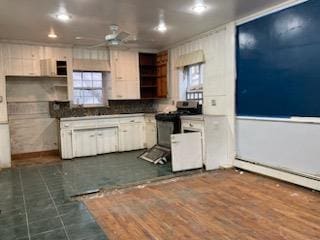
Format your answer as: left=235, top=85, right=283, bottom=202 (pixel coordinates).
left=83, top=24, right=149, bottom=49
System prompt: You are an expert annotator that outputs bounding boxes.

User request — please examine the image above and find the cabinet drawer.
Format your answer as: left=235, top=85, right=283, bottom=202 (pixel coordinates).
left=181, top=120, right=204, bottom=130
left=96, top=118, right=119, bottom=126
left=60, top=122, right=73, bottom=129
left=72, top=120, right=97, bottom=128
left=119, top=117, right=144, bottom=124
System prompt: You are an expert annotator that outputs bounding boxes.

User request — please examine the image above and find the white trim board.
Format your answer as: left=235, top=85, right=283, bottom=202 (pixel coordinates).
left=237, top=116, right=320, bottom=124
left=234, top=159, right=320, bottom=191
left=236, top=0, right=310, bottom=25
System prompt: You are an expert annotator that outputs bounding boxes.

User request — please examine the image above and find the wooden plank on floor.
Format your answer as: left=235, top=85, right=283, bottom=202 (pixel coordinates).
left=84, top=170, right=320, bottom=240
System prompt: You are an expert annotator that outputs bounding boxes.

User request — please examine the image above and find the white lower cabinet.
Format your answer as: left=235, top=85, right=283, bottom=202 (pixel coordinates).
left=171, top=132, right=203, bottom=172
left=60, top=130, right=73, bottom=159
left=59, top=115, right=151, bottom=159
left=74, top=129, right=97, bottom=157
left=172, top=115, right=229, bottom=171
left=0, top=124, right=11, bottom=168
left=145, top=122, right=157, bottom=149
left=96, top=128, right=118, bottom=154
left=119, top=123, right=145, bottom=152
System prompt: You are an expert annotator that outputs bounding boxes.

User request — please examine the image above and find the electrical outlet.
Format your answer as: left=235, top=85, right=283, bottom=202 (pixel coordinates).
left=211, top=99, right=216, bottom=106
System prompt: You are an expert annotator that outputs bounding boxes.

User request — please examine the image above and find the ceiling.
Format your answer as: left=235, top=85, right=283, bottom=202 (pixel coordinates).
left=0, top=0, right=288, bottom=49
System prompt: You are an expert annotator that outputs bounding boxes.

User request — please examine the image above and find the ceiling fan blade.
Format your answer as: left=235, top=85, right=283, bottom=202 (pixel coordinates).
left=109, top=45, right=130, bottom=50
left=124, top=38, right=156, bottom=44
left=116, top=31, right=130, bottom=41
left=76, top=36, right=102, bottom=41
left=87, top=42, right=108, bottom=49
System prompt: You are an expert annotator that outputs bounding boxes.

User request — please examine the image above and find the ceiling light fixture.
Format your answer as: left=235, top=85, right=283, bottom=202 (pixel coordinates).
left=56, top=13, right=71, bottom=22
left=155, top=10, right=167, bottom=33
left=155, top=22, right=167, bottom=33
left=48, top=32, right=58, bottom=39
left=192, top=1, right=207, bottom=14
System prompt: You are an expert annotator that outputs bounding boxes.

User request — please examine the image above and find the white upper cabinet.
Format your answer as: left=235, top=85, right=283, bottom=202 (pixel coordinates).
left=112, top=80, right=140, bottom=100
left=111, top=50, right=139, bottom=81
left=2, top=44, right=73, bottom=77
left=4, top=44, right=41, bottom=76
left=109, top=50, right=140, bottom=99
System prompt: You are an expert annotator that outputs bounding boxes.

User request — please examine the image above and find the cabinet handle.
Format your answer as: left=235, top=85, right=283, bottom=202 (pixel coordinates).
left=122, top=130, right=128, bottom=133
left=130, top=120, right=135, bottom=122
left=98, top=133, right=103, bottom=136
left=90, top=134, right=95, bottom=137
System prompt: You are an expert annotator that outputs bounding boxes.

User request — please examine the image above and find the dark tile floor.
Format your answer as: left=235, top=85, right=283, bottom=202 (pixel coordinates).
left=0, top=150, right=174, bottom=240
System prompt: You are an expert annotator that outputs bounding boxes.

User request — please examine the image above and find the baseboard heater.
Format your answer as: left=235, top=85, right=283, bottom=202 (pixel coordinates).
left=234, top=159, right=320, bottom=191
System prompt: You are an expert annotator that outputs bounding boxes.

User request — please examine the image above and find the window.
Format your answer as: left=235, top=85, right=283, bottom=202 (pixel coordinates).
left=73, top=71, right=104, bottom=105
left=183, top=64, right=203, bottom=104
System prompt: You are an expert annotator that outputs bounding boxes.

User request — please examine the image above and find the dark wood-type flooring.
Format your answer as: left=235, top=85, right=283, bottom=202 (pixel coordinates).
left=85, top=170, right=320, bottom=240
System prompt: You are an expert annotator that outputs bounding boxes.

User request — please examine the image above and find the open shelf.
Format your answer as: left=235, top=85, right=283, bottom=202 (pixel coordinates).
left=139, top=51, right=168, bottom=99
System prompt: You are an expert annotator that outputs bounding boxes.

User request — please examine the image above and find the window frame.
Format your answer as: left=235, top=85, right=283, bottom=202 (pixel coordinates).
left=183, top=63, right=204, bottom=105
left=73, top=71, right=106, bottom=106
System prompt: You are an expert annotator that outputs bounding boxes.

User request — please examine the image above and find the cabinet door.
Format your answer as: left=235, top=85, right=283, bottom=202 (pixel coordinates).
left=96, top=128, right=118, bottom=154
left=114, top=80, right=139, bottom=100
left=114, top=50, right=139, bottom=81
left=145, top=122, right=157, bottom=149
left=119, top=123, right=145, bottom=152
left=74, top=129, right=97, bottom=157
left=126, top=81, right=140, bottom=99
left=60, top=130, right=73, bottom=159
left=22, top=59, right=39, bottom=76
left=7, top=58, right=24, bottom=76
left=171, top=132, right=203, bottom=172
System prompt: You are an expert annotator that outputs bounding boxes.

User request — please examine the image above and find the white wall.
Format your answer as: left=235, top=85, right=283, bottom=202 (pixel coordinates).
left=236, top=118, right=320, bottom=178
left=159, top=22, right=236, bottom=167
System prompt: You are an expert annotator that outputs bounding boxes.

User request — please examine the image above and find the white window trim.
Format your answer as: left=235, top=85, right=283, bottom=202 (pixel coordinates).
left=179, top=63, right=204, bottom=104
left=72, top=71, right=108, bottom=107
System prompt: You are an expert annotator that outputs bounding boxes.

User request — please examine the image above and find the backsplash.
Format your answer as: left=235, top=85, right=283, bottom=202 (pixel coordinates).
left=49, top=100, right=157, bottom=118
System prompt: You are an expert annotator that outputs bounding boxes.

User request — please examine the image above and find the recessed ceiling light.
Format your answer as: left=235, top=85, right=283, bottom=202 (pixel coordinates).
left=56, top=13, right=71, bottom=22
left=75, top=36, right=83, bottom=40
left=155, top=22, right=167, bottom=33
left=48, top=32, right=58, bottom=39
left=192, top=3, right=207, bottom=14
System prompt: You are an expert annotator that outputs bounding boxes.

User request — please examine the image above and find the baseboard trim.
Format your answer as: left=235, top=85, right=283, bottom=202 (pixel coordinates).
left=12, top=150, right=59, bottom=161
left=234, top=159, right=320, bottom=191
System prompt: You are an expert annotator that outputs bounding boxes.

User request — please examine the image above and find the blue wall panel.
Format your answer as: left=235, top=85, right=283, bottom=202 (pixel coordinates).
left=236, top=0, right=320, bottom=117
